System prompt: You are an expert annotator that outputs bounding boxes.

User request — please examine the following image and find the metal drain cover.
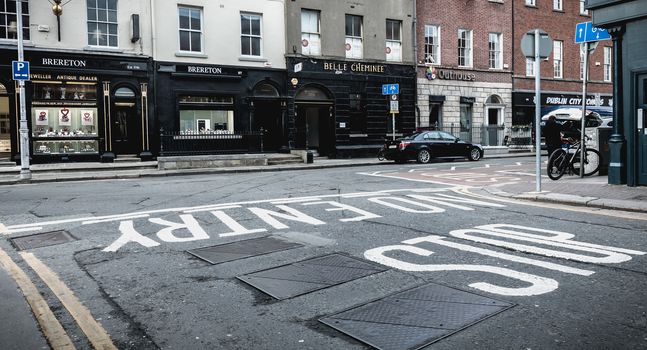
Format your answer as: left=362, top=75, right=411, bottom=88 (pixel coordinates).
left=187, top=236, right=302, bottom=265
left=320, top=282, right=514, bottom=350
left=238, top=253, right=387, bottom=299
left=10, top=230, right=77, bottom=251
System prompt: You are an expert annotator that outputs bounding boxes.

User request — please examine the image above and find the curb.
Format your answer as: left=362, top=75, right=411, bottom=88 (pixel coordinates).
left=482, top=186, right=647, bottom=213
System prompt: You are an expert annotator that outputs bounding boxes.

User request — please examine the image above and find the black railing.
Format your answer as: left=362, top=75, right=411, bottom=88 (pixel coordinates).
left=159, top=129, right=264, bottom=156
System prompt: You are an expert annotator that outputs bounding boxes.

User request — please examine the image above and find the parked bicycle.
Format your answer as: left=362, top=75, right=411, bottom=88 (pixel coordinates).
left=546, top=136, right=601, bottom=180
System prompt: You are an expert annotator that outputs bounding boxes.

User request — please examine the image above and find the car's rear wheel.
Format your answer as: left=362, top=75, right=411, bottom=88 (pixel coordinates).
left=468, top=148, right=481, bottom=161
left=417, top=149, right=431, bottom=164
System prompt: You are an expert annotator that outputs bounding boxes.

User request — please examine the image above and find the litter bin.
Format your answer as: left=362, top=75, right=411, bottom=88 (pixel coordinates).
left=597, top=127, right=611, bottom=175
left=306, top=150, right=314, bottom=164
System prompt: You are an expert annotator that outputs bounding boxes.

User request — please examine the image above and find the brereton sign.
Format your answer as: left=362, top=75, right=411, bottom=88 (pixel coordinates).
left=425, top=67, right=475, bottom=81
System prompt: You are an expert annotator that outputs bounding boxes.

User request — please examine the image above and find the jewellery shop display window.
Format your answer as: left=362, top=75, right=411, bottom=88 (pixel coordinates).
left=31, top=82, right=99, bottom=155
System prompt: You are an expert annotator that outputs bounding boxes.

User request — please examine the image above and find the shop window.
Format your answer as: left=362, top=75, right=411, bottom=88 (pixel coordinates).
left=345, top=14, right=363, bottom=59
left=179, top=95, right=234, bottom=134
left=429, top=103, right=442, bottom=128
left=87, top=0, right=118, bottom=47
left=301, top=9, right=320, bottom=56
left=31, top=81, right=99, bottom=155
left=349, top=93, right=366, bottom=133
left=0, top=83, right=9, bottom=153
left=179, top=6, right=202, bottom=53
left=0, top=0, right=29, bottom=40
left=386, top=19, right=402, bottom=62
left=241, top=13, right=262, bottom=57
left=460, top=102, right=472, bottom=132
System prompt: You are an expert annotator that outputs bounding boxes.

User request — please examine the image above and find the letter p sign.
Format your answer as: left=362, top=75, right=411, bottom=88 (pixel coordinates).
left=12, top=61, right=30, bottom=81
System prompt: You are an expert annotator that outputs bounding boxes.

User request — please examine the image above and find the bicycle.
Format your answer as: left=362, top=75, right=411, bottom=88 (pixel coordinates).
left=547, top=136, right=601, bottom=180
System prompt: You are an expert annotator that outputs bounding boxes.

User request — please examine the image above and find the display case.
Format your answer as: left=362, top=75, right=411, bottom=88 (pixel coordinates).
left=31, top=82, right=100, bottom=156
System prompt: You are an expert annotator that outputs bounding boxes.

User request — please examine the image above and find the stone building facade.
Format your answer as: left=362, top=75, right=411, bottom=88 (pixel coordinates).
left=416, top=0, right=513, bottom=146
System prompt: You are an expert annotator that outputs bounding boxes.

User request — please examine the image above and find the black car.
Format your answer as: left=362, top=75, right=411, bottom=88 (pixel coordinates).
left=381, top=131, right=484, bottom=163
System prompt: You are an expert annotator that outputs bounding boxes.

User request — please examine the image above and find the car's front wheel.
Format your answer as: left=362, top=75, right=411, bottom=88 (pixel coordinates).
left=468, top=148, right=481, bottom=161
left=417, top=149, right=431, bottom=164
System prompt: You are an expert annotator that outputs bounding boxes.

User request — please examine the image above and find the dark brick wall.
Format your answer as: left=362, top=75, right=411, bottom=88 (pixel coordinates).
left=416, top=0, right=512, bottom=84
left=513, top=0, right=613, bottom=94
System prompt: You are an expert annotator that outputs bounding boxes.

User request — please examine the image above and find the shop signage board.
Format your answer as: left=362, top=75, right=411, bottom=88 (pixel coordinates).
left=12, top=61, right=30, bottom=80
left=575, top=22, right=611, bottom=43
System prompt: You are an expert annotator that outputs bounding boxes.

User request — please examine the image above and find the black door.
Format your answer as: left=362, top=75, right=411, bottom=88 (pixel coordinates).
left=112, top=102, right=141, bottom=155
left=638, top=73, right=647, bottom=185
left=254, top=100, right=283, bottom=152
left=295, top=103, right=334, bottom=156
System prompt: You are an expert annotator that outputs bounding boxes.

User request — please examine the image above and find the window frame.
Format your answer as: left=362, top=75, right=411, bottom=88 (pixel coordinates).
left=178, top=6, right=203, bottom=53
left=424, top=24, right=441, bottom=65
left=386, top=19, right=402, bottom=62
left=526, top=58, right=535, bottom=77
left=553, top=0, right=563, bottom=11
left=0, top=0, right=30, bottom=41
left=580, top=0, right=589, bottom=15
left=525, top=0, right=536, bottom=7
left=345, top=14, right=363, bottom=59
left=553, top=40, right=563, bottom=79
left=488, top=32, right=502, bottom=69
left=301, top=9, right=321, bottom=56
left=604, top=46, right=612, bottom=82
left=241, top=12, right=263, bottom=57
left=457, top=29, right=472, bottom=68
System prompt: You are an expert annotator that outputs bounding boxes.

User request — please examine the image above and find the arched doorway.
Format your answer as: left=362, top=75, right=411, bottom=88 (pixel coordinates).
left=111, top=86, right=141, bottom=155
left=251, top=82, right=284, bottom=152
left=0, top=83, right=10, bottom=157
left=485, top=94, right=505, bottom=146
left=295, top=85, right=334, bottom=156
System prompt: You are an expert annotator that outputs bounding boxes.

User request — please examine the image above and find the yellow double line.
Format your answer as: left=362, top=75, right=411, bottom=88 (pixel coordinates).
left=0, top=245, right=117, bottom=350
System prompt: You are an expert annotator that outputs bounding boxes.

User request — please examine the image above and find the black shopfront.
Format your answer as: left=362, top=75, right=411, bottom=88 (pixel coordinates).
left=1, top=50, right=152, bottom=163
left=512, top=91, right=613, bottom=125
left=286, top=57, right=416, bottom=158
left=154, top=62, right=288, bottom=154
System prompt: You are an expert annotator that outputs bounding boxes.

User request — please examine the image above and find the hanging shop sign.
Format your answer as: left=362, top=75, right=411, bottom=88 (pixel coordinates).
left=425, top=67, right=476, bottom=81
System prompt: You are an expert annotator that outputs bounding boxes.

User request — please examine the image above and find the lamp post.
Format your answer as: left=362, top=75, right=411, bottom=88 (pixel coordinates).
left=16, top=0, right=30, bottom=180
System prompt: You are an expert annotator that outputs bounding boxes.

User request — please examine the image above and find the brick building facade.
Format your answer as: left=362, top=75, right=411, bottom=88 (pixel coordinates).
left=416, top=0, right=513, bottom=146
left=512, top=0, right=613, bottom=125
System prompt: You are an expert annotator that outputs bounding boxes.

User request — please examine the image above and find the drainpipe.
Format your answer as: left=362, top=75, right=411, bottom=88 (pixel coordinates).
left=149, top=0, right=158, bottom=157
left=412, top=0, right=419, bottom=129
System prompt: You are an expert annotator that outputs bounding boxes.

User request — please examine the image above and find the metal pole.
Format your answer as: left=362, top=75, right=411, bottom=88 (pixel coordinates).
left=392, top=113, right=396, bottom=140
left=580, top=42, right=589, bottom=178
left=16, top=0, right=30, bottom=180
left=534, top=29, right=541, bottom=192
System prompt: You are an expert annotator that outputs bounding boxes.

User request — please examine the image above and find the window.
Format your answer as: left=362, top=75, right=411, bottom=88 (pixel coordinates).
left=87, top=0, right=117, bottom=47
left=604, top=46, right=612, bottom=82
left=488, top=33, right=502, bottom=69
left=580, top=0, right=589, bottom=15
left=424, top=25, right=440, bottom=64
left=178, top=6, right=202, bottom=52
left=553, top=40, right=563, bottom=78
left=349, top=93, right=366, bottom=133
left=457, top=29, right=472, bottom=67
left=386, top=19, right=402, bottom=62
left=429, top=102, right=442, bottom=127
left=580, top=49, right=585, bottom=80
left=241, top=13, right=262, bottom=57
left=553, top=0, right=563, bottom=11
left=179, top=96, right=235, bottom=134
left=0, top=0, right=30, bottom=40
left=345, top=14, right=363, bottom=59
left=526, top=58, right=535, bottom=77
left=301, top=9, right=320, bottom=56
left=525, top=0, right=536, bottom=6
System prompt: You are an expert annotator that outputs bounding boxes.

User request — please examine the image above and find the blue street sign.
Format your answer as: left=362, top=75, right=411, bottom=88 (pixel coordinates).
left=575, top=22, right=611, bottom=43
left=382, top=83, right=399, bottom=95
left=12, top=61, right=29, bottom=81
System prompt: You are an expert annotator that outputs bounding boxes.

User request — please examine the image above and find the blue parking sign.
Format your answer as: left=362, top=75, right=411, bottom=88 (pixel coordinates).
left=12, top=61, right=29, bottom=81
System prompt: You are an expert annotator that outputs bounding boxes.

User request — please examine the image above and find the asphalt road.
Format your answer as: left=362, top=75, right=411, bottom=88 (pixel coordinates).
left=1, top=157, right=646, bottom=350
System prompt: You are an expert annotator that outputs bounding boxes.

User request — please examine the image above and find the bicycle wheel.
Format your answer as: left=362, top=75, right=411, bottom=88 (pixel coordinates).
left=570, top=148, right=601, bottom=176
left=547, top=149, right=568, bottom=180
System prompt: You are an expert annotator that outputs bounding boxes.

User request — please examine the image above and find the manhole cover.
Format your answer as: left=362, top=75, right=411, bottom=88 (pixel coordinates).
left=187, top=236, right=302, bottom=265
left=10, top=230, right=77, bottom=251
left=238, top=253, right=387, bottom=300
left=320, top=282, right=514, bottom=350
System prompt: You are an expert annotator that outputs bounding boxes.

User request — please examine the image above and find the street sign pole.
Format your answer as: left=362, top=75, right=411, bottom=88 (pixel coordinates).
left=392, top=113, right=396, bottom=140
left=534, top=29, right=542, bottom=193
left=580, top=42, right=589, bottom=178
left=16, top=0, right=30, bottom=180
